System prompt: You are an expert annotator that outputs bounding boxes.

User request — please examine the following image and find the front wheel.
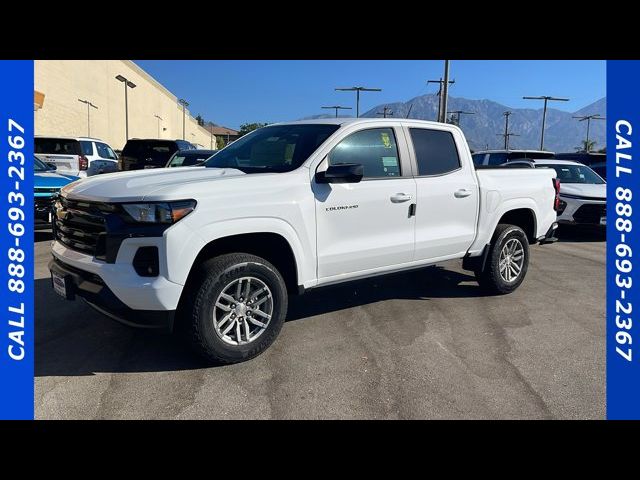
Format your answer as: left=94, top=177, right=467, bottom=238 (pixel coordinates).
left=182, top=253, right=288, bottom=364
left=475, top=224, right=529, bottom=295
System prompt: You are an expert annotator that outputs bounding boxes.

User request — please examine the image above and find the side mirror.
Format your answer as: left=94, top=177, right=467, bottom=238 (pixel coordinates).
left=46, top=162, right=57, bottom=171
left=316, top=163, right=363, bottom=184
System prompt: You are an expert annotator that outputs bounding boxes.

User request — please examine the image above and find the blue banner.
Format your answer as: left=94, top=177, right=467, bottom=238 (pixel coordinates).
left=607, top=60, right=640, bottom=419
left=0, top=60, right=34, bottom=420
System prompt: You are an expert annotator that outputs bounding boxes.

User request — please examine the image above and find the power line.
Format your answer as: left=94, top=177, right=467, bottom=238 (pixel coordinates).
left=523, top=95, right=570, bottom=150
left=572, top=114, right=605, bottom=152
left=321, top=105, right=352, bottom=118
left=335, top=86, right=382, bottom=118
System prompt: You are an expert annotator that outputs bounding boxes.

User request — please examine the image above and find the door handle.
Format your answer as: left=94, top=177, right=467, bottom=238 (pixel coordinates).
left=454, top=189, right=472, bottom=198
left=390, top=193, right=413, bottom=203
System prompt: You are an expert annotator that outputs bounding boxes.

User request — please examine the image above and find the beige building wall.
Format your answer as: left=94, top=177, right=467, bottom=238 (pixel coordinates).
left=35, top=60, right=215, bottom=150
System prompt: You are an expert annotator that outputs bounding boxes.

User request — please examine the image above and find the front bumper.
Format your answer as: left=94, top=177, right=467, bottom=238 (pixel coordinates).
left=558, top=197, right=606, bottom=226
left=49, top=256, right=175, bottom=330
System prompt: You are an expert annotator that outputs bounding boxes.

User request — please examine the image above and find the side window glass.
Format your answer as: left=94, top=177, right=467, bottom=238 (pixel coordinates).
left=410, top=128, right=461, bottom=175
left=329, top=128, right=400, bottom=178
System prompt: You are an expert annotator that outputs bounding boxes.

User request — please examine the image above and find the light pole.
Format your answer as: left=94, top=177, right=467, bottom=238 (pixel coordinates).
left=154, top=114, right=163, bottom=138
left=573, top=114, right=605, bottom=152
left=523, top=95, right=569, bottom=150
left=321, top=105, right=352, bottom=118
left=178, top=98, right=189, bottom=140
left=335, top=86, right=381, bottom=118
left=115, top=75, right=136, bottom=141
left=77, top=98, right=98, bottom=137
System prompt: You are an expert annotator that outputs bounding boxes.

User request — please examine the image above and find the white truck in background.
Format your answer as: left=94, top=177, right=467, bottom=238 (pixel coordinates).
left=49, top=119, right=560, bottom=364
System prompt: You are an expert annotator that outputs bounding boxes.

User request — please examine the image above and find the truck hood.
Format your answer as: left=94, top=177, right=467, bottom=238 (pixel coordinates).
left=559, top=182, right=606, bottom=199
left=61, top=167, right=246, bottom=202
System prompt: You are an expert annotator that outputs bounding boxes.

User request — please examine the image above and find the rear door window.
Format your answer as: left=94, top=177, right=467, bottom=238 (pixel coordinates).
left=96, top=142, right=117, bottom=160
left=409, top=128, right=461, bottom=176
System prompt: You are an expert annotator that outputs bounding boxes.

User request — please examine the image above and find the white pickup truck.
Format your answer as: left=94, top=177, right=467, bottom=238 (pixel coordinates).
left=49, top=119, right=560, bottom=364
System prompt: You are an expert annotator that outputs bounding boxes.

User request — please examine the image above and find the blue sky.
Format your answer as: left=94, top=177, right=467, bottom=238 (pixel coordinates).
left=135, top=60, right=605, bottom=130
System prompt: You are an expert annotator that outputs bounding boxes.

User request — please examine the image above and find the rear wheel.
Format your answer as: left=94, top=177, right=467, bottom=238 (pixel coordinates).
left=475, top=224, right=529, bottom=294
left=182, top=253, right=288, bottom=364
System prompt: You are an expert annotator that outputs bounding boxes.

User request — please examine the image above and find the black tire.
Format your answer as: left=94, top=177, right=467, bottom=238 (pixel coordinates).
left=475, top=224, right=529, bottom=295
left=182, top=253, right=288, bottom=365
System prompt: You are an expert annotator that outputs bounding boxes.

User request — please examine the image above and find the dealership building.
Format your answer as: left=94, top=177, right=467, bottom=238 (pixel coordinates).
left=34, top=60, right=215, bottom=150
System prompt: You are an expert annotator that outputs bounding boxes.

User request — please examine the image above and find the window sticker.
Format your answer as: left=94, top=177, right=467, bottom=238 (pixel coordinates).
left=380, top=132, right=392, bottom=148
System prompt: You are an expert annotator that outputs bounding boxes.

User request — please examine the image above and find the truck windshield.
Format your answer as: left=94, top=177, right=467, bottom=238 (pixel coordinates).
left=204, top=124, right=340, bottom=173
left=543, top=164, right=605, bottom=184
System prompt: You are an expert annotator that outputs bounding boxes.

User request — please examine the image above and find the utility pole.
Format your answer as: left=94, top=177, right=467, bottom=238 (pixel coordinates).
left=335, top=86, right=382, bottom=118
left=178, top=98, right=189, bottom=140
left=115, top=75, right=136, bottom=141
left=427, top=77, right=455, bottom=122
left=447, top=110, right=474, bottom=127
left=77, top=99, right=98, bottom=137
left=321, top=105, right=352, bottom=118
left=502, top=111, right=512, bottom=149
left=441, top=60, right=451, bottom=124
left=376, top=106, right=393, bottom=118
left=154, top=114, right=163, bottom=138
left=523, top=95, right=570, bottom=150
left=496, top=132, right=520, bottom=150
left=572, top=114, right=605, bottom=152
left=405, top=104, right=414, bottom=119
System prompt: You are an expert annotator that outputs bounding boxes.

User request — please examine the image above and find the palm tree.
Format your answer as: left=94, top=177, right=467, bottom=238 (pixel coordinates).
left=576, top=139, right=597, bottom=153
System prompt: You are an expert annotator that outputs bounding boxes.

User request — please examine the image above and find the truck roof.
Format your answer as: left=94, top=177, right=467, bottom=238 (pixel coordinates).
left=271, top=118, right=455, bottom=129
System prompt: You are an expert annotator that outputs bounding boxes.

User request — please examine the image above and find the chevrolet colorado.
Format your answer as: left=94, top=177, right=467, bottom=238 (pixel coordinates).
left=49, top=119, right=559, bottom=364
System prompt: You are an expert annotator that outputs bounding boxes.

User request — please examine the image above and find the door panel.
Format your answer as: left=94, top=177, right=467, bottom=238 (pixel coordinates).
left=315, top=179, right=416, bottom=278
left=314, top=126, right=416, bottom=279
left=407, top=126, right=479, bottom=261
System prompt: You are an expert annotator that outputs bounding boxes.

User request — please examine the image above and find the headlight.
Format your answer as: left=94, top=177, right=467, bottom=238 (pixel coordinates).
left=121, top=200, right=196, bottom=224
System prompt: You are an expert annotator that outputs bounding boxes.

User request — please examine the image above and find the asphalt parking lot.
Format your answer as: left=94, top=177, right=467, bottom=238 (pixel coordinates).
left=34, top=227, right=605, bottom=419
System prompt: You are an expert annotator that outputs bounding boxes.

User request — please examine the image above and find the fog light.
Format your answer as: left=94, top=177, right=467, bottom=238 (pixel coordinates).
left=133, top=247, right=159, bottom=277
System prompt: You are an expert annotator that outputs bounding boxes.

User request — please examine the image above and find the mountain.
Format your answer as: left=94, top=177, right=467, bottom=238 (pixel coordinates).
left=304, top=95, right=605, bottom=153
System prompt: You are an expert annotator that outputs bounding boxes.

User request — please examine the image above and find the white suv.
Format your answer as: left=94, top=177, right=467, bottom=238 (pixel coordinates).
left=35, top=136, right=118, bottom=178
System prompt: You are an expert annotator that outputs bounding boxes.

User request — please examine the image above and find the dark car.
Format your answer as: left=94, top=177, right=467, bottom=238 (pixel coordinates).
left=119, top=139, right=195, bottom=171
left=554, top=152, right=606, bottom=180
left=165, top=149, right=217, bottom=168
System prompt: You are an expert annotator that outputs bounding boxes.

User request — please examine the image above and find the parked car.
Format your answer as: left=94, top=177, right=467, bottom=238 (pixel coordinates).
left=119, top=139, right=196, bottom=171
left=472, top=149, right=555, bottom=166
left=78, top=137, right=119, bottom=175
left=35, top=136, right=118, bottom=177
left=166, top=149, right=217, bottom=168
left=49, top=119, right=559, bottom=364
left=555, top=152, right=606, bottom=179
left=34, top=156, right=79, bottom=229
left=504, top=159, right=606, bottom=226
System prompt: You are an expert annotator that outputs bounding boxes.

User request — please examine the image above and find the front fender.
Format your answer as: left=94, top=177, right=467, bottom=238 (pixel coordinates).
left=167, top=217, right=314, bottom=288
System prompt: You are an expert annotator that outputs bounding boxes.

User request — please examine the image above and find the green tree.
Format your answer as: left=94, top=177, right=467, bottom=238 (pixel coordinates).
left=196, top=114, right=205, bottom=126
left=576, top=139, right=597, bottom=153
left=239, top=122, right=269, bottom=137
left=216, top=136, right=226, bottom=150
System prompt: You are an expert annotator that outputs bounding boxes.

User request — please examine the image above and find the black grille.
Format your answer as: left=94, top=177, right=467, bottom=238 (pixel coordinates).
left=34, top=197, right=54, bottom=220
left=573, top=203, right=606, bottom=224
left=54, top=197, right=108, bottom=257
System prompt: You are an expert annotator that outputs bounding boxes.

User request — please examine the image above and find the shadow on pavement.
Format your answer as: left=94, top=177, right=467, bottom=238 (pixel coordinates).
left=35, top=230, right=54, bottom=243
left=556, top=224, right=606, bottom=243
left=35, top=265, right=484, bottom=377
